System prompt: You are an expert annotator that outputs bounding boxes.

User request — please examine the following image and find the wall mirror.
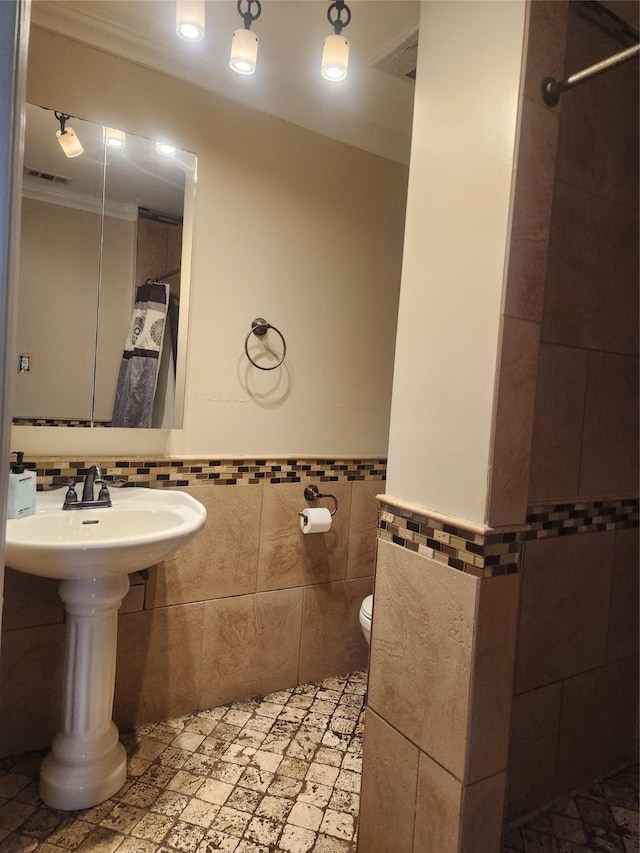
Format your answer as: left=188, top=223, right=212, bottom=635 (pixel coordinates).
left=14, top=104, right=197, bottom=428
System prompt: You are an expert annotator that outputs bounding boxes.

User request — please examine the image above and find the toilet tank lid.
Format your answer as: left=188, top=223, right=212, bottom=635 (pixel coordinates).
left=361, top=595, right=373, bottom=619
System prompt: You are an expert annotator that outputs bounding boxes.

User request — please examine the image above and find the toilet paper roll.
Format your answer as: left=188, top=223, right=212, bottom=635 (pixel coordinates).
left=299, top=507, right=332, bottom=533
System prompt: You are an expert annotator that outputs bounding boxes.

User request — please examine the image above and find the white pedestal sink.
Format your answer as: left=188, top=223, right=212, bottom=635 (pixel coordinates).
left=4, top=487, right=206, bottom=811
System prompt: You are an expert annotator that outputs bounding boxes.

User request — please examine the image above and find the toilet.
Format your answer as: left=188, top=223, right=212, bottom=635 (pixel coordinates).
left=359, top=594, right=374, bottom=645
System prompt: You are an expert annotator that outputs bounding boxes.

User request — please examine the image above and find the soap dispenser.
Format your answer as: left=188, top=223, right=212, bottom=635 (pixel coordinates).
left=7, top=452, right=36, bottom=519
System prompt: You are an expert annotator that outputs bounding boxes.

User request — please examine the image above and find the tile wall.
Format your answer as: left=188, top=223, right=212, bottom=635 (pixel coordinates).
left=0, top=457, right=382, bottom=758
left=358, top=534, right=520, bottom=853
left=506, top=0, right=639, bottom=823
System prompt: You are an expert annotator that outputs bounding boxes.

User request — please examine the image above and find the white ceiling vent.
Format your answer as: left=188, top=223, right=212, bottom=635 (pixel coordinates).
left=371, top=27, right=419, bottom=82
left=23, top=167, right=71, bottom=185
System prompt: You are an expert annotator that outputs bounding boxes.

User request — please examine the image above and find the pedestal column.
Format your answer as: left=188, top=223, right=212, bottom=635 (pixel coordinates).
left=39, top=574, right=130, bottom=810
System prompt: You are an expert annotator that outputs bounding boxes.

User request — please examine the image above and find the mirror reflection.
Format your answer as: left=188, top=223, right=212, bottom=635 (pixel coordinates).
left=14, top=104, right=196, bottom=428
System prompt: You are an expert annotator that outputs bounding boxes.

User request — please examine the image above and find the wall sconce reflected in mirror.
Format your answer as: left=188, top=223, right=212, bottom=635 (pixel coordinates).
left=156, top=142, right=177, bottom=157
left=104, top=127, right=126, bottom=149
left=55, top=111, right=84, bottom=158
left=176, top=0, right=205, bottom=41
left=322, top=0, right=351, bottom=81
left=230, top=0, right=261, bottom=75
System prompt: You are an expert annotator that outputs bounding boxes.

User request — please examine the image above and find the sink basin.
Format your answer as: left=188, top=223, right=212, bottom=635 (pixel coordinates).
left=5, top=487, right=206, bottom=579
left=4, top=485, right=206, bottom=811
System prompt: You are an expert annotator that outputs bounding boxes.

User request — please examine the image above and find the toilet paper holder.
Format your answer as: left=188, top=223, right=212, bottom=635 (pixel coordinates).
left=302, top=484, right=338, bottom=516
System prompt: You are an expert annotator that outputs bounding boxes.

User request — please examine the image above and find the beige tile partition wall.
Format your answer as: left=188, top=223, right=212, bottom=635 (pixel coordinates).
left=359, top=1, right=639, bottom=849
left=0, top=457, right=381, bottom=757
left=360, top=534, right=520, bottom=853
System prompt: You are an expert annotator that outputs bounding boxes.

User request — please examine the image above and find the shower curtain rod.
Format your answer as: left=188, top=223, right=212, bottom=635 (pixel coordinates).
left=146, top=268, right=181, bottom=283
left=542, top=42, right=639, bottom=107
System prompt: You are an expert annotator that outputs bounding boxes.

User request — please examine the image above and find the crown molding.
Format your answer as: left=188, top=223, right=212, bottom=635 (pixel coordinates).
left=22, top=178, right=138, bottom=221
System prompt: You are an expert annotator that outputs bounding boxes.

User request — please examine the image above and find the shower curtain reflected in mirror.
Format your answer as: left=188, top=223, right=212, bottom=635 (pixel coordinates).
left=111, top=281, right=169, bottom=428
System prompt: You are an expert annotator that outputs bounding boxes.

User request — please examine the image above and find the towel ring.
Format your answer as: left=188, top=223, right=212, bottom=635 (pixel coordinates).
left=244, top=318, right=287, bottom=371
left=304, top=484, right=338, bottom=516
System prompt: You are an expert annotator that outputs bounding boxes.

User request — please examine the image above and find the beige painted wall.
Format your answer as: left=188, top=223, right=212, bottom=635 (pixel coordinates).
left=15, top=197, right=135, bottom=421
left=385, top=0, right=528, bottom=526
left=14, top=25, right=408, bottom=459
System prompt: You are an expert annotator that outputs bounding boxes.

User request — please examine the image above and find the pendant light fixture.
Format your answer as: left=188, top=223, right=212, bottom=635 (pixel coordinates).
left=176, top=0, right=205, bottom=41
left=54, top=112, right=84, bottom=158
left=104, top=127, right=126, bottom=149
left=322, top=0, right=351, bottom=81
left=230, top=0, right=261, bottom=75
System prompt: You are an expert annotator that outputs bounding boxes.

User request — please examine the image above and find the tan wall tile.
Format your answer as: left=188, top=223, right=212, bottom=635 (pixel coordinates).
left=368, top=540, right=478, bottom=779
left=528, top=343, right=588, bottom=501
left=556, top=656, right=639, bottom=795
left=506, top=682, right=562, bottom=821
left=146, top=485, right=262, bottom=607
left=1, top=569, right=64, bottom=631
left=358, top=709, right=419, bottom=853
left=579, top=352, right=639, bottom=497
left=542, top=182, right=639, bottom=357
left=607, top=527, right=640, bottom=663
left=0, top=623, right=66, bottom=756
left=523, top=1, right=568, bottom=104
left=299, top=578, right=372, bottom=685
left=200, top=589, right=303, bottom=708
left=515, top=532, right=614, bottom=693
left=413, top=750, right=462, bottom=853
left=466, top=575, right=520, bottom=784
left=460, top=771, right=506, bottom=853
left=115, top=603, right=204, bottom=729
left=505, top=100, right=560, bottom=324
left=347, top=480, right=380, bottom=578
left=257, top=483, right=351, bottom=592
left=487, top=317, right=540, bottom=527
left=120, top=582, right=145, bottom=614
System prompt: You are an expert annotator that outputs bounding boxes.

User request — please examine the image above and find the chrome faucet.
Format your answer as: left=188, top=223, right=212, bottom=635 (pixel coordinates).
left=63, top=465, right=112, bottom=510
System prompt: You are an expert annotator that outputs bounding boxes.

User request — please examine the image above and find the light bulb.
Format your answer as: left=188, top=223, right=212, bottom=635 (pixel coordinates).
left=321, top=33, right=349, bottom=81
left=156, top=142, right=176, bottom=157
left=230, top=28, right=258, bottom=75
left=56, top=127, right=84, bottom=158
left=176, top=0, right=204, bottom=41
left=104, top=127, right=126, bottom=149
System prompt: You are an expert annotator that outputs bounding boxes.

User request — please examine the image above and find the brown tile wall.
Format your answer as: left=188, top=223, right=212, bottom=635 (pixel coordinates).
left=0, top=458, right=382, bottom=758
left=505, top=0, right=640, bottom=825
left=527, top=1, right=639, bottom=505
left=507, top=525, right=639, bottom=821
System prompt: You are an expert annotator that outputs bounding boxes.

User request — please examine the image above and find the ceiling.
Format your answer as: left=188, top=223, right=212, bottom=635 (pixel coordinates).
left=30, top=0, right=420, bottom=164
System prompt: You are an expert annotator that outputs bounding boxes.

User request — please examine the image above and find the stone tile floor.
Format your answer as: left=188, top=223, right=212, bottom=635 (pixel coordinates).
left=0, top=672, right=366, bottom=853
left=0, top=667, right=635, bottom=853
left=503, top=763, right=639, bottom=853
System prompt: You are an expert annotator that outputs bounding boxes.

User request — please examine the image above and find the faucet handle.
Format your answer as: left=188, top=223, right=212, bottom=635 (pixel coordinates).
left=63, top=481, right=78, bottom=507
left=97, top=482, right=112, bottom=506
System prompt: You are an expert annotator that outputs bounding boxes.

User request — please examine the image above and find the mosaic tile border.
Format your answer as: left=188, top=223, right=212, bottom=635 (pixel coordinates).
left=524, top=498, right=639, bottom=538
left=13, top=418, right=111, bottom=428
left=378, top=502, right=519, bottom=578
left=378, top=497, right=639, bottom=578
left=28, top=457, right=387, bottom=490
